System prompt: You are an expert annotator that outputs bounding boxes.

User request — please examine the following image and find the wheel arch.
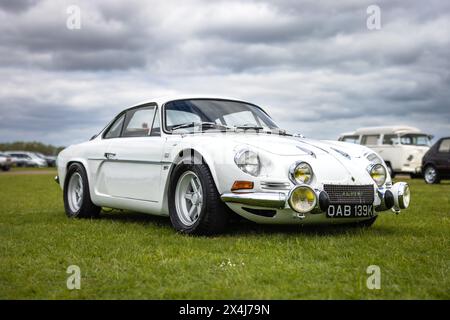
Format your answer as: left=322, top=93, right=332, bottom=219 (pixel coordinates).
left=161, top=148, right=221, bottom=212
left=422, top=162, right=436, bottom=170
left=63, top=159, right=93, bottom=193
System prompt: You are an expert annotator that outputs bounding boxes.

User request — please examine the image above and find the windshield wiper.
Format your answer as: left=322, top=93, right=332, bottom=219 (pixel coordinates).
left=235, top=125, right=292, bottom=136
left=235, top=124, right=264, bottom=131
left=172, top=122, right=232, bottom=131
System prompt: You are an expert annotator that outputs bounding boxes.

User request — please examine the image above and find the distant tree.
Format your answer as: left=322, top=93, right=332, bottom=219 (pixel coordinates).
left=0, top=141, right=65, bottom=155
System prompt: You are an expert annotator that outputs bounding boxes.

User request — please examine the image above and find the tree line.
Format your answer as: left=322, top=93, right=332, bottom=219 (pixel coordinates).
left=0, top=141, right=65, bottom=156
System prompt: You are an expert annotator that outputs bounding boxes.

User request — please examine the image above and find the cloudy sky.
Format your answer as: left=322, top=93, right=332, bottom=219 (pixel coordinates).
left=0, top=0, right=449, bottom=146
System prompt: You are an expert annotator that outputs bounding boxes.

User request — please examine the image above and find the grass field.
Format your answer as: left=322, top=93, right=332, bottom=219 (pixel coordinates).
left=0, top=170, right=449, bottom=299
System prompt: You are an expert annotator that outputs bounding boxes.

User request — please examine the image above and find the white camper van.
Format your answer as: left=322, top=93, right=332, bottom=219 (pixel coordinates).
left=338, top=126, right=432, bottom=177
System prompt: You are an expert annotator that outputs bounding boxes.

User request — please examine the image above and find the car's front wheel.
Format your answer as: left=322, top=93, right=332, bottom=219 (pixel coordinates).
left=424, top=165, right=440, bottom=184
left=63, top=163, right=101, bottom=218
left=169, top=163, right=229, bottom=235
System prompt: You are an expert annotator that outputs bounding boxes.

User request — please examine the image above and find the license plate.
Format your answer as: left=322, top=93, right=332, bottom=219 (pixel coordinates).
left=326, top=204, right=374, bottom=218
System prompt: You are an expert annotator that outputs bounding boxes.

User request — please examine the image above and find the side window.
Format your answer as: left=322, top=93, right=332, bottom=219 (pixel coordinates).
left=383, top=134, right=398, bottom=145
left=361, top=135, right=380, bottom=145
left=341, top=135, right=360, bottom=144
left=438, top=139, right=450, bottom=153
left=151, top=113, right=161, bottom=136
left=104, top=114, right=125, bottom=139
left=122, top=107, right=156, bottom=137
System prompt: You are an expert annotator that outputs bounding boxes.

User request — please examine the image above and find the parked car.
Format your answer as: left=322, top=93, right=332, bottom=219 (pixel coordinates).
left=422, top=137, right=450, bottom=184
left=338, top=126, right=432, bottom=178
left=0, top=153, right=12, bottom=171
left=5, top=151, right=48, bottom=167
left=35, top=152, right=57, bottom=167
left=56, top=96, right=411, bottom=235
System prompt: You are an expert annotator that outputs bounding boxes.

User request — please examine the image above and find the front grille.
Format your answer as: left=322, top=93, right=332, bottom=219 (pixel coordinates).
left=323, top=184, right=374, bottom=204
left=261, top=181, right=291, bottom=190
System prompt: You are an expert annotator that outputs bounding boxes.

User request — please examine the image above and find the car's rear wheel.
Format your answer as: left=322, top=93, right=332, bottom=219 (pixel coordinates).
left=63, top=163, right=101, bottom=218
left=424, top=165, right=440, bottom=184
left=1, top=166, right=10, bottom=172
left=169, top=163, right=229, bottom=235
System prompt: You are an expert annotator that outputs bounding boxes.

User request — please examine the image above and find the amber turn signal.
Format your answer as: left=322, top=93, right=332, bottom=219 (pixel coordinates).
left=231, top=181, right=254, bottom=192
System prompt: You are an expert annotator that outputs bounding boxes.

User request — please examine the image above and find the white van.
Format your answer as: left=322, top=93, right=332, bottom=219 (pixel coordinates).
left=338, top=126, right=432, bottom=177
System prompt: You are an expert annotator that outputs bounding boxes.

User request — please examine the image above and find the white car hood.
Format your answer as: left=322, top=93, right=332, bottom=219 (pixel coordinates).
left=230, top=133, right=373, bottom=184
left=231, top=134, right=365, bottom=158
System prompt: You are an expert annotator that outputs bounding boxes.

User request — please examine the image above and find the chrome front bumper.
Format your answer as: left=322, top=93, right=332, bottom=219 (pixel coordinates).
left=221, top=192, right=287, bottom=209
left=221, top=182, right=410, bottom=214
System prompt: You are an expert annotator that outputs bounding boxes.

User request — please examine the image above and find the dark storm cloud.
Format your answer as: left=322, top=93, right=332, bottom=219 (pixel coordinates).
left=51, top=50, right=147, bottom=70
left=0, top=0, right=449, bottom=144
left=0, top=96, right=105, bottom=132
left=0, top=0, right=40, bottom=13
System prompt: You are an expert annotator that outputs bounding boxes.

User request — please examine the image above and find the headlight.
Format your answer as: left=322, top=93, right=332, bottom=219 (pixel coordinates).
left=366, top=153, right=383, bottom=165
left=369, top=163, right=386, bottom=187
left=288, top=185, right=317, bottom=213
left=289, top=162, right=313, bottom=185
left=234, top=149, right=261, bottom=177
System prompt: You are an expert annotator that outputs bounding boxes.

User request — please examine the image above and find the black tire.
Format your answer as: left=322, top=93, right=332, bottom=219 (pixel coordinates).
left=423, top=165, right=440, bottom=184
left=1, top=166, right=10, bottom=172
left=63, top=163, right=101, bottom=218
left=169, top=163, right=229, bottom=235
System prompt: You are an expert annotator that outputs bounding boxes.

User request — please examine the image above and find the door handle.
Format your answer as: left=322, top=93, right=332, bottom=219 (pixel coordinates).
left=104, top=152, right=117, bottom=160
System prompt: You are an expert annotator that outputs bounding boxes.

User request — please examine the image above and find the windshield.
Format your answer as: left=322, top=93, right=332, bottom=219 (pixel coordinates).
left=400, top=134, right=431, bottom=146
left=164, top=99, right=279, bottom=133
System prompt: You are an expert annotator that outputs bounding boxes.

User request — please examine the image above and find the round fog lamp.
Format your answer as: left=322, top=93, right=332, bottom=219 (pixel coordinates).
left=392, top=182, right=411, bottom=210
left=288, top=186, right=317, bottom=213
left=398, top=183, right=410, bottom=209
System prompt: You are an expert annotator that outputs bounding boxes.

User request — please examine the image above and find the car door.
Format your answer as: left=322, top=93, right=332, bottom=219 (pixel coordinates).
left=436, top=138, right=450, bottom=175
left=101, top=104, right=164, bottom=202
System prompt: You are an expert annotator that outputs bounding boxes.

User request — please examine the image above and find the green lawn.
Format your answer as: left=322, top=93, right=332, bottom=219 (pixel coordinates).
left=0, top=172, right=449, bottom=299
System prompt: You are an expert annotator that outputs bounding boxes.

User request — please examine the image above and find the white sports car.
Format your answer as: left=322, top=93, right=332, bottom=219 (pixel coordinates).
left=56, top=96, right=411, bottom=235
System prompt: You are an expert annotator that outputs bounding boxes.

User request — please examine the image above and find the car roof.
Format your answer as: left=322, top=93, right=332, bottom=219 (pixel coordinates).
left=128, top=95, right=255, bottom=109
left=341, top=126, right=426, bottom=136
left=339, top=132, right=356, bottom=137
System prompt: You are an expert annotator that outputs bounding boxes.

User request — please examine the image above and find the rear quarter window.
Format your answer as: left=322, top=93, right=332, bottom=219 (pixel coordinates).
left=104, top=114, right=125, bottom=139
left=438, top=139, right=450, bottom=153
